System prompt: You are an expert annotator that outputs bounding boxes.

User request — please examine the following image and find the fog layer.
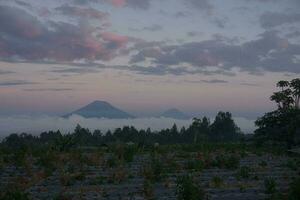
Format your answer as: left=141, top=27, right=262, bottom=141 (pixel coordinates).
left=0, top=115, right=255, bottom=139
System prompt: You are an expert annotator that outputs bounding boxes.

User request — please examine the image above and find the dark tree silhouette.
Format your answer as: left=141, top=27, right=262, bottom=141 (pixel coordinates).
left=255, top=78, right=300, bottom=147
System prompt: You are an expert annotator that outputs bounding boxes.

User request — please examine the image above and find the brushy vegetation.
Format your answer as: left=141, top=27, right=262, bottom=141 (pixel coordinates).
left=176, top=175, right=205, bottom=200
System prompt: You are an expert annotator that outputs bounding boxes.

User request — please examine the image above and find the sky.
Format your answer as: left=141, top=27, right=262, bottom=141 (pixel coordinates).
left=0, top=0, right=300, bottom=119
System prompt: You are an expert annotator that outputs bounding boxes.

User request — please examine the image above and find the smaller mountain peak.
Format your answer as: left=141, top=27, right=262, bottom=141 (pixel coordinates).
left=161, top=108, right=190, bottom=119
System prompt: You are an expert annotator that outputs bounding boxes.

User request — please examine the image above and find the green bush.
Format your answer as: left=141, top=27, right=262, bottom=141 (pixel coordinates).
left=186, top=159, right=204, bottom=171
left=0, top=188, right=29, bottom=200
left=211, top=176, right=223, bottom=188
left=224, top=155, right=240, bottom=169
left=176, top=175, right=205, bottom=200
left=286, top=159, right=298, bottom=171
left=143, top=180, right=154, bottom=199
left=143, top=158, right=164, bottom=182
left=264, top=177, right=277, bottom=194
left=238, top=166, right=251, bottom=179
left=211, top=154, right=240, bottom=169
left=259, top=160, right=267, bottom=167
left=288, top=177, right=300, bottom=200
left=107, top=156, right=117, bottom=168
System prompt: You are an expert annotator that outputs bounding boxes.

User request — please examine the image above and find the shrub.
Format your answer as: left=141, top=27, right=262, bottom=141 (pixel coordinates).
left=90, top=176, right=106, bottom=185
left=124, top=146, right=137, bottom=163
left=211, top=154, right=240, bottom=169
left=288, top=177, right=300, bottom=200
left=259, top=160, right=267, bottom=167
left=237, top=166, right=251, bottom=179
left=142, top=158, right=164, bottom=183
left=143, top=180, right=154, bottom=199
left=107, top=155, right=117, bottom=168
left=286, top=159, right=298, bottom=171
left=264, top=177, right=277, bottom=194
left=211, top=176, right=223, bottom=188
left=224, top=155, right=240, bottom=169
left=186, top=159, right=204, bottom=171
left=176, top=175, right=205, bottom=200
left=0, top=188, right=29, bottom=200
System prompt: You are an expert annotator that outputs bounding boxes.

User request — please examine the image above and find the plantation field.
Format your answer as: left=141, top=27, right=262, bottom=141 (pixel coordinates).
left=1, top=144, right=299, bottom=200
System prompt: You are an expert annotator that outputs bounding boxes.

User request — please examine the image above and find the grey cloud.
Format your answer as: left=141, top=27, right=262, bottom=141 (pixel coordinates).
left=143, top=24, right=163, bottom=32
left=0, top=80, right=36, bottom=86
left=126, top=0, right=151, bottom=10
left=23, top=88, right=73, bottom=91
left=213, top=17, right=228, bottom=28
left=14, top=0, right=32, bottom=8
left=174, top=11, right=188, bottom=18
left=0, top=70, right=15, bottom=75
left=286, top=30, right=300, bottom=38
left=130, top=31, right=300, bottom=74
left=184, top=0, right=214, bottom=14
left=184, top=79, right=228, bottom=84
left=115, top=65, right=235, bottom=76
left=260, top=12, right=300, bottom=28
left=240, top=83, right=260, bottom=87
left=50, top=67, right=100, bottom=74
left=201, top=79, right=228, bottom=83
left=49, top=61, right=236, bottom=76
left=186, top=31, right=203, bottom=37
left=56, top=5, right=108, bottom=20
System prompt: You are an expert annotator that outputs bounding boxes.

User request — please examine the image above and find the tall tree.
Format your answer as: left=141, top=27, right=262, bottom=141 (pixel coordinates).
left=255, top=78, right=300, bottom=147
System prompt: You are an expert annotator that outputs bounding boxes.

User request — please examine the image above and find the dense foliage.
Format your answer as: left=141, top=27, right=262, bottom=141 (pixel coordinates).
left=255, top=78, right=300, bottom=147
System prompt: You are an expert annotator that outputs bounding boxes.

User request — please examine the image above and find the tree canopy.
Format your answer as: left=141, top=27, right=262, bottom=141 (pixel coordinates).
left=255, top=78, right=300, bottom=147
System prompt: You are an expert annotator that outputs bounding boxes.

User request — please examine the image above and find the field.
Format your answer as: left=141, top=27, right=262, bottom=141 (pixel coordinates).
left=1, top=143, right=299, bottom=200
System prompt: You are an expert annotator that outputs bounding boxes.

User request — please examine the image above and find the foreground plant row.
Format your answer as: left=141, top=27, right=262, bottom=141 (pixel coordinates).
left=0, top=143, right=299, bottom=200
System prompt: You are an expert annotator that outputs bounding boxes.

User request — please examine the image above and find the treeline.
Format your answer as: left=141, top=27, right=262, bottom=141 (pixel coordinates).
left=1, top=111, right=242, bottom=150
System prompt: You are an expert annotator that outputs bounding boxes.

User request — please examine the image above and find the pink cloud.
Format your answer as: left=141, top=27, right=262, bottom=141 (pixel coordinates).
left=110, top=0, right=126, bottom=7
left=57, top=6, right=108, bottom=20
left=102, top=32, right=129, bottom=48
left=0, top=5, right=129, bottom=62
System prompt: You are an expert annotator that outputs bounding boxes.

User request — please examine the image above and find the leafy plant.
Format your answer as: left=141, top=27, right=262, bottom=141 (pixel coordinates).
left=211, top=176, right=223, bottom=188
left=176, top=175, right=205, bottom=200
left=288, top=177, right=300, bottom=200
left=0, top=188, right=29, bottom=200
left=286, top=159, right=298, bottom=171
left=264, top=177, right=277, bottom=194
left=186, top=159, right=204, bottom=171
left=143, top=180, right=154, bottom=199
left=124, top=146, right=137, bottom=163
left=259, top=160, right=267, bottom=167
left=237, top=166, right=251, bottom=179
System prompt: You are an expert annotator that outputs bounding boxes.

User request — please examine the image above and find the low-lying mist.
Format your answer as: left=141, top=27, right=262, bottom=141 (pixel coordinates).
left=0, top=115, right=255, bottom=139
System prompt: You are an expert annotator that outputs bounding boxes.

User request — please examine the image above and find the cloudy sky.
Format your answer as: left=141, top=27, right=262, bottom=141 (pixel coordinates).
left=0, top=0, right=299, bottom=119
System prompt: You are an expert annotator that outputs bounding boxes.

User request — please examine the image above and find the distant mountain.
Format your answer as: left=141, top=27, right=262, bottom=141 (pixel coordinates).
left=64, top=101, right=134, bottom=119
left=161, top=108, right=190, bottom=119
